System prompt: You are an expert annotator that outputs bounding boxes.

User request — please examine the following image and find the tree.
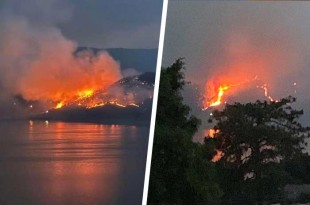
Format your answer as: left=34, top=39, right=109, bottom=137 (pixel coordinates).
left=285, top=153, right=310, bottom=184
left=209, top=97, right=310, bottom=204
left=148, top=59, right=222, bottom=205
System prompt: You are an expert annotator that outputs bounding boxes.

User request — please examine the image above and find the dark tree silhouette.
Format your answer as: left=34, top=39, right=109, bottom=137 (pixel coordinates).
left=209, top=97, right=310, bottom=204
left=148, top=59, right=222, bottom=205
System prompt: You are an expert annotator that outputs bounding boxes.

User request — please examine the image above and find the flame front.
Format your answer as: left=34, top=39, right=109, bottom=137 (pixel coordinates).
left=55, top=102, right=64, bottom=109
left=206, top=85, right=230, bottom=108
left=202, top=76, right=276, bottom=110
left=54, top=89, right=96, bottom=109
left=78, top=90, right=94, bottom=99
left=52, top=88, right=141, bottom=110
left=202, top=79, right=248, bottom=110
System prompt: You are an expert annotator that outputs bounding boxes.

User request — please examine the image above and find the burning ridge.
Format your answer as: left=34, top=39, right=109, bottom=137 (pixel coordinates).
left=202, top=76, right=278, bottom=110
left=25, top=72, right=155, bottom=124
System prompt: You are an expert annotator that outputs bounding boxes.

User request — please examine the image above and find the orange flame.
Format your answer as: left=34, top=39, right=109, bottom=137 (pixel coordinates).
left=54, top=89, right=96, bottom=109
left=129, top=103, right=140, bottom=107
left=77, top=90, right=94, bottom=99
left=207, top=128, right=219, bottom=138
left=18, top=50, right=122, bottom=109
left=257, top=84, right=276, bottom=102
left=202, top=76, right=276, bottom=110
left=52, top=92, right=141, bottom=110
left=206, top=85, right=230, bottom=108
left=55, top=102, right=64, bottom=109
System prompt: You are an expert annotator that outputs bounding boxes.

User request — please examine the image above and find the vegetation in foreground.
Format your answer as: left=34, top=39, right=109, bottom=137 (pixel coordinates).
left=148, top=59, right=310, bottom=204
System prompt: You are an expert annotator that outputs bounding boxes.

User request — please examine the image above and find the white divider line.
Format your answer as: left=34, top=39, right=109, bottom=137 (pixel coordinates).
left=142, top=0, right=168, bottom=204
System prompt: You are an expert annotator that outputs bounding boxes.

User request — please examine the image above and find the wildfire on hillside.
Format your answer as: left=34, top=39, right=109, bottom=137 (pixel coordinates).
left=13, top=71, right=155, bottom=116
left=202, top=76, right=277, bottom=110
left=52, top=88, right=139, bottom=110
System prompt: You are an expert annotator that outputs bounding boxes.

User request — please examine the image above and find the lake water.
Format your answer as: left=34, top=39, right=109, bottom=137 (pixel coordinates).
left=0, top=121, right=149, bottom=205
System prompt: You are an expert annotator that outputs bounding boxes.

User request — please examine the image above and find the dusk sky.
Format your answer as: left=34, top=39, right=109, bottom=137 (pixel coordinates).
left=61, top=0, right=163, bottom=48
left=0, top=0, right=163, bottom=48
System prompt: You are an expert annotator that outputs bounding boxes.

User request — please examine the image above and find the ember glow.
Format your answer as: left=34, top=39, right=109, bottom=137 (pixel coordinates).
left=52, top=92, right=140, bottom=110
left=196, top=27, right=302, bottom=111
left=47, top=79, right=147, bottom=111
left=129, top=103, right=139, bottom=107
left=207, top=85, right=229, bottom=108
left=55, top=102, right=64, bottom=109
left=82, top=100, right=139, bottom=109
left=54, top=89, right=96, bottom=109
left=207, top=128, right=218, bottom=138
left=202, top=76, right=278, bottom=110
left=257, top=84, right=276, bottom=102
left=78, top=90, right=94, bottom=99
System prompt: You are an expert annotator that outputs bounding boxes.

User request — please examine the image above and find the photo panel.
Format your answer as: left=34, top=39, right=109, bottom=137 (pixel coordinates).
left=147, top=1, right=310, bottom=204
left=0, top=1, right=163, bottom=205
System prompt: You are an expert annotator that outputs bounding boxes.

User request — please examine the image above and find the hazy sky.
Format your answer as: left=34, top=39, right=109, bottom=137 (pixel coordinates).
left=0, top=0, right=163, bottom=48
left=163, top=1, right=310, bottom=73
left=163, top=1, right=310, bottom=126
left=61, top=1, right=163, bottom=48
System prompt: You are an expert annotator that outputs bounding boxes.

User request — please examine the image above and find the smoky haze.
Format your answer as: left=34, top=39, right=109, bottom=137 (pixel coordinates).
left=163, top=1, right=310, bottom=127
left=0, top=0, right=124, bottom=118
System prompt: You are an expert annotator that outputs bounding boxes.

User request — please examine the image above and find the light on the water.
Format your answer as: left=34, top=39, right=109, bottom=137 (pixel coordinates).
left=29, top=120, right=34, bottom=126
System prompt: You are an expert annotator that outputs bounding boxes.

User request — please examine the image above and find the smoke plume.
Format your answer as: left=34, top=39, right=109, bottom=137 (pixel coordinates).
left=0, top=0, right=122, bottom=117
left=163, top=2, right=310, bottom=140
left=165, top=2, right=310, bottom=114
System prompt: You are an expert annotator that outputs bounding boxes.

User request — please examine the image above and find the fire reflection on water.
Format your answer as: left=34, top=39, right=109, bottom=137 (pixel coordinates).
left=27, top=122, right=123, bottom=204
left=0, top=121, right=145, bottom=205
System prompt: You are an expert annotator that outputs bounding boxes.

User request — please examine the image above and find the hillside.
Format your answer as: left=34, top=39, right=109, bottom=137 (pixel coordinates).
left=30, top=72, right=155, bottom=125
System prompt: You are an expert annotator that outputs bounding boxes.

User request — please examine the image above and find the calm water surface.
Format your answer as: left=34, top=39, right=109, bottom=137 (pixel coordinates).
left=0, top=121, right=149, bottom=205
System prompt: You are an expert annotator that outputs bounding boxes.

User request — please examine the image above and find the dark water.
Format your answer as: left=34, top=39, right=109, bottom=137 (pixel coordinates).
left=0, top=121, right=149, bottom=205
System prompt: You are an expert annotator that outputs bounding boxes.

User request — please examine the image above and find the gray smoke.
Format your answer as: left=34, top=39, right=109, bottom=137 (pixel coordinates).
left=163, top=2, right=310, bottom=144
left=0, top=0, right=122, bottom=119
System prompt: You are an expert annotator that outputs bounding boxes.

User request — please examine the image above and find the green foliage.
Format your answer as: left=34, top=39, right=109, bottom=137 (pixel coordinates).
left=209, top=97, right=310, bottom=204
left=148, top=59, right=222, bottom=205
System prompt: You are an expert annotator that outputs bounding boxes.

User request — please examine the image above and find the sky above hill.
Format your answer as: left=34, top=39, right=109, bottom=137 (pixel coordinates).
left=0, top=0, right=163, bottom=48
